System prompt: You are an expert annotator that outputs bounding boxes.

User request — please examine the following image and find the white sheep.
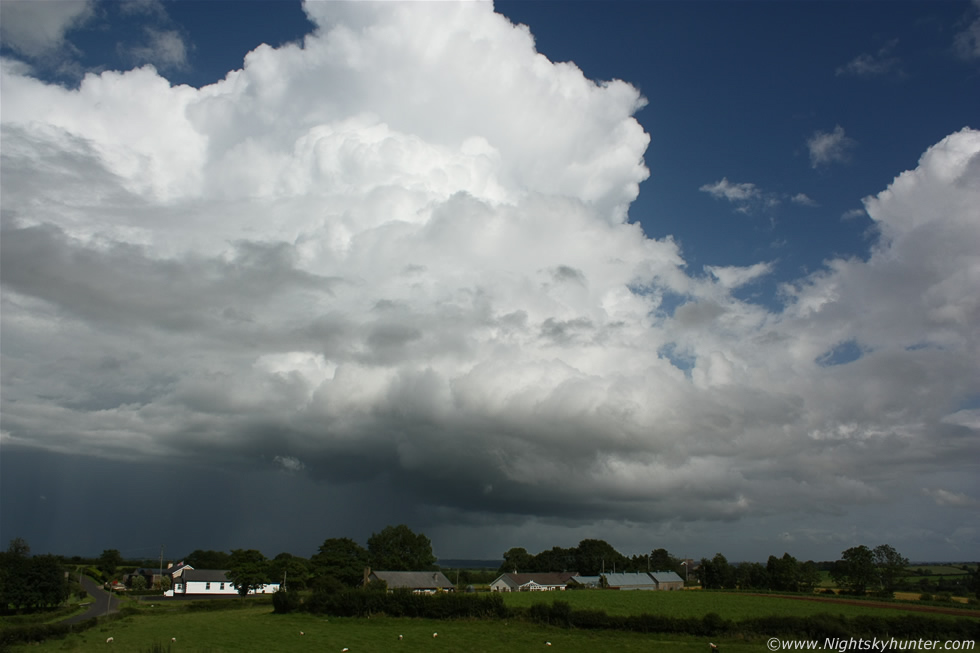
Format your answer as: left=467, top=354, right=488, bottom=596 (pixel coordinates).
left=398, top=634, right=403, bottom=640
left=106, top=637, right=114, bottom=643
left=433, top=632, right=438, bottom=638
left=171, top=638, right=176, bottom=642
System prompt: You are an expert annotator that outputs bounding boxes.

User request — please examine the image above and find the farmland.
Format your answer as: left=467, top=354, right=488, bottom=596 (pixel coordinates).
left=501, top=589, right=979, bottom=621
left=6, top=589, right=978, bottom=653
left=0, top=603, right=761, bottom=653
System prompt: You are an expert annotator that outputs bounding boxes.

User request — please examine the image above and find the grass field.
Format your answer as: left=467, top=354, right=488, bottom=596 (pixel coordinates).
left=6, top=590, right=978, bottom=652
left=501, top=590, right=976, bottom=621
left=4, top=604, right=767, bottom=653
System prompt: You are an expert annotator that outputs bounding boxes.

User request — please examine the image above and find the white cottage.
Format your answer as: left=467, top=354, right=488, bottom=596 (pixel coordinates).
left=165, top=569, right=279, bottom=596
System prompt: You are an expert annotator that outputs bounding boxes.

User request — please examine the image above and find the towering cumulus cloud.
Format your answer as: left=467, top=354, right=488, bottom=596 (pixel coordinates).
left=1, top=2, right=978, bottom=554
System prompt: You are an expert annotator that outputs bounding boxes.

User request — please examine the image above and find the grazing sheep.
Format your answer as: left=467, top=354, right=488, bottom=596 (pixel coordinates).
left=299, top=631, right=304, bottom=635
left=342, top=648, right=349, bottom=652
left=546, top=643, right=552, bottom=646
left=106, top=637, right=114, bottom=643
left=433, top=632, right=438, bottom=638
left=398, top=635, right=403, bottom=640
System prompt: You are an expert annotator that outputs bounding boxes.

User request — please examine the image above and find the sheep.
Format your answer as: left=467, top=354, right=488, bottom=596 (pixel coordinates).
left=433, top=632, right=438, bottom=638
left=106, top=637, right=114, bottom=643
left=398, top=634, right=403, bottom=640
left=171, top=638, right=176, bottom=642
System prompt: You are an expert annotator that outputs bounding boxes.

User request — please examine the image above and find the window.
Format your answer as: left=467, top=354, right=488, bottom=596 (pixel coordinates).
left=205, top=582, right=211, bottom=590
left=220, top=582, right=225, bottom=590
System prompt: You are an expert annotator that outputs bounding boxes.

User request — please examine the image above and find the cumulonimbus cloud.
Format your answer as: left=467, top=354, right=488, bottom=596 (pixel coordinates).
left=1, top=2, right=978, bottom=541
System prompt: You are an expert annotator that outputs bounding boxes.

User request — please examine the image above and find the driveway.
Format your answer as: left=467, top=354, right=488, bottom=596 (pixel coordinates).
left=61, top=576, right=120, bottom=625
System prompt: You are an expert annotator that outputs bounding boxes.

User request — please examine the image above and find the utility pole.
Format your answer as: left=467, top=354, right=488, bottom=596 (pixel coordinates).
left=159, top=545, right=165, bottom=590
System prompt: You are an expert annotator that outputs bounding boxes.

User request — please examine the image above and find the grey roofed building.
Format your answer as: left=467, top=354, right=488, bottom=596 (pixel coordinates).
left=368, top=570, right=454, bottom=592
left=568, top=574, right=601, bottom=588
left=181, top=569, right=232, bottom=583
left=601, top=572, right=659, bottom=590
left=649, top=571, right=684, bottom=590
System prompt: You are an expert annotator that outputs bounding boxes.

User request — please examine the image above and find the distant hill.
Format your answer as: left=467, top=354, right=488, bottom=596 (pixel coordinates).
left=437, top=559, right=503, bottom=569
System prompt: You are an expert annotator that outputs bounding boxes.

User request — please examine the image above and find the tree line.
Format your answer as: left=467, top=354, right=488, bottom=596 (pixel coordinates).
left=5, top=526, right=979, bottom=612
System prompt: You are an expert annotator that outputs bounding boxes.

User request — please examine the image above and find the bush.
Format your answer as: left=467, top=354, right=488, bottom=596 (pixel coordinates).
left=272, top=588, right=301, bottom=614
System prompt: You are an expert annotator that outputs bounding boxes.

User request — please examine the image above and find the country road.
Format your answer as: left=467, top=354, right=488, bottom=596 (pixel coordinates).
left=61, top=576, right=120, bottom=625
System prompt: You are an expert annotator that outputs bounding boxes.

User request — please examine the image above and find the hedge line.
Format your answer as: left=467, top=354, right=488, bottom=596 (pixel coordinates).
left=0, top=615, right=100, bottom=648
left=290, top=590, right=980, bottom=640
left=301, top=588, right=507, bottom=619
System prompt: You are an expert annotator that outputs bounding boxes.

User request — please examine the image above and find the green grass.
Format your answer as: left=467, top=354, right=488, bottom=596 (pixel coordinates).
left=501, top=589, right=978, bottom=621
left=7, top=605, right=760, bottom=653
left=8, top=591, right=978, bottom=652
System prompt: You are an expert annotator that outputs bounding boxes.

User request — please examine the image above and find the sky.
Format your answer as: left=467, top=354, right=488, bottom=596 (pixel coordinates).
left=1, top=0, right=978, bottom=566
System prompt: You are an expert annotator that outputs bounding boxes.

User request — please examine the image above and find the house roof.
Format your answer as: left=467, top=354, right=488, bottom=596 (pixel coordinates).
left=602, top=572, right=658, bottom=587
left=181, top=569, right=231, bottom=582
left=165, top=563, right=193, bottom=576
left=370, top=571, right=454, bottom=589
left=494, top=572, right=577, bottom=587
left=650, top=571, right=684, bottom=584
left=569, top=575, right=601, bottom=585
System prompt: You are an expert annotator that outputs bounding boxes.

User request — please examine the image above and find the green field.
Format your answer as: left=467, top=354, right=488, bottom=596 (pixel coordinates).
left=501, top=589, right=975, bottom=621
left=6, top=590, right=978, bottom=652
left=3, top=604, right=761, bottom=653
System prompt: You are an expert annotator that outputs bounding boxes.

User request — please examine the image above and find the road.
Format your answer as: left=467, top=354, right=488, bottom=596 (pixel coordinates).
left=61, top=576, right=120, bottom=625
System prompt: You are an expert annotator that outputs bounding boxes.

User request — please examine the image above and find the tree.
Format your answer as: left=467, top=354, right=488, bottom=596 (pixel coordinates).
left=767, top=553, right=800, bottom=592
left=698, top=553, right=735, bottom=589
left=649, top=548, right=682, bottom=574
left=312, top=538, right=369, bottom=587
left=830, top=545, right=877, bottom=595
left=184, top=549, right=231, bottom=570
left=532, top=546, right=575, bottom=573
left=131, top=574, right=147, bottom=591
left=367, top=525, right=436, bottom=571
left=735, top=562, right=769, bottom=590
left=574, top=539, right=626, bottom=576
left=98, top=549, right=123, bottom=576
left=499, top=547, right=533, bottom=574
left=0, top=542, right=67, bottom=612
left=226, top=549, right=270, bottom=599
left=7, top=538, right=30, bottom=557
left=798, top=561, right=821, bottom=593
left=269, top=552, right=311, bottom=591
left=872, top=544, right=908, bottom=592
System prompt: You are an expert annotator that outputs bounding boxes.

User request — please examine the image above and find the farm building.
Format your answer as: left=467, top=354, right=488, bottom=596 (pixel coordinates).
left=602, top=572, right=659, bottom=590
left=600, top=571, right=684, bottom=590
left=649, top=571, right=684, bottom=590
left=165, top=569, right=279, bottom=596
left=490, top=572, right=578, bottom=592
left=568, top=575, right=601, bottom=588
left=367, top=570, right=455, bottom=593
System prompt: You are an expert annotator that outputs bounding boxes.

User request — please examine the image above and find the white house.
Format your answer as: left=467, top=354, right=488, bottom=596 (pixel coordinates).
left=489, top=572, right=576, bottom=592
left=165, top=569, right=279, bottom=596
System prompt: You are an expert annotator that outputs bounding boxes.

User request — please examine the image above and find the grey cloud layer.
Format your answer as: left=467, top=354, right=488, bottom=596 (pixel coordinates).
left=2, top=2, right=978, bottom=555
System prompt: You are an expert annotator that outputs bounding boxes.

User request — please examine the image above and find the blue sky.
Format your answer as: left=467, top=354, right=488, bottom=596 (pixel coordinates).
left=1, top=1, right=978, bottom=564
